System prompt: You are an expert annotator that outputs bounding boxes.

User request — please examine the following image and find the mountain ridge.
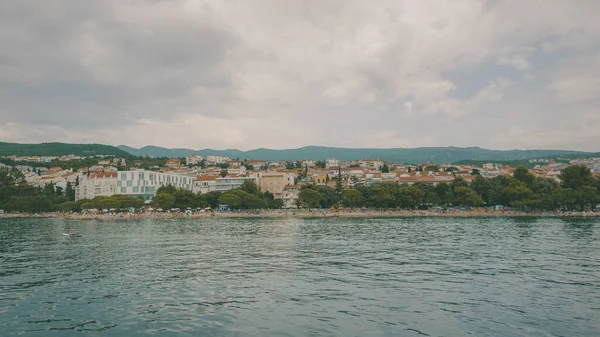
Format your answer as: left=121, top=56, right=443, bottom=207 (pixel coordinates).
left=0, top=142, right=130, bottom=157
left=116, top=145, right=593, bottom=164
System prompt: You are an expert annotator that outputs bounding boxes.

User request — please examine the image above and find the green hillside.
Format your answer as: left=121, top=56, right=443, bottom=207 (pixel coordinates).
left=117, top=145, right=592, bottom=164
left=0, top=142, right=130, bottom=157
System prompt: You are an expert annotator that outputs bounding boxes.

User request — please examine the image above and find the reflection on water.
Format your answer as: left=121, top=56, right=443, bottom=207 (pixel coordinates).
left=1, top=217, right=599, bottom=336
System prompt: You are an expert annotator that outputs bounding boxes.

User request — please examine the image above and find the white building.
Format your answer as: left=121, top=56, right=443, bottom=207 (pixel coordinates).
left=186, top=154, right=204, bottom=166
left=75, top=172, right=118, bottom=201
left=206, top=155, right=229, bottom=164
left=325, top=158, right=339, bottom=168
left=116, top=170, right=195, bottom=200
left=192, top=175, right=217, bottom=194
left=282, top=185, right=300, bottom=208
left=214, top=176, right=258, bottom=192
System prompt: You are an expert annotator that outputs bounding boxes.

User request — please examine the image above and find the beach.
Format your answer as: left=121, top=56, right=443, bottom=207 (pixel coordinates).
left=2, top=209, right=599, bottom=220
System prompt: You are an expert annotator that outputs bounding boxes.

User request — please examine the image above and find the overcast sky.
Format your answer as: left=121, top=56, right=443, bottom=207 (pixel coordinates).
left=1, top=1, right=599, bottom=151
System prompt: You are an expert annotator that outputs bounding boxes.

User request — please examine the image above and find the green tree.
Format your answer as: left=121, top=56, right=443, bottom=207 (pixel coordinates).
left=298, top=189, right=322, bottom=208
left=241, top=180, right=259, bottom=194
left=381, top=164, right=390, bottom=173
left=218, top=193, right=243, bottom=209
left=454, top=186, right=483, bottom=207
left=55, top=185, right=64, bottom=196
left=342, top=189, right=364, bottom=207
left=157, top=184, right=177, bottom=195
left=514, top=166, right=535, bottom=187
left=559, top=165, right=595, bottom=190
left=425, top=165, right=439, bottom=172
left=317, top=185, right=339, bottom=208
left=435, top=182, right=452, bottom=205
left=152, top=193, right=175, bottom=210
left=397, top=186, right=424, bottom=209
left=65, top=181, right=75, bottom=201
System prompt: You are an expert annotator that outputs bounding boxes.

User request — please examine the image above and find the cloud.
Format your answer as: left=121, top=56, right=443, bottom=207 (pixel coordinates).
left=0, top=0, right=599, bottom=151
left=496, top=55, right=531, bottom=71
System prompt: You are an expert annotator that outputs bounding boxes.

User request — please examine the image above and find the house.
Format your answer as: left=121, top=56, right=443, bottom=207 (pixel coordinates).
left=312, top=173, right=328, bottom=185
left=282, top=185, right=300, bottom=208
left=165, top=158, right=181, bottom=168
left=258, top=172, right=289, bottom=199
left=75, top=172, right=118, bottom=201
left=186, top=154, right=203, bottom=166
left=206, top=155, right=229, bottom=165
left=193, top=175, right=218, bottom=194
left=214, top=175, right=258, bottom=192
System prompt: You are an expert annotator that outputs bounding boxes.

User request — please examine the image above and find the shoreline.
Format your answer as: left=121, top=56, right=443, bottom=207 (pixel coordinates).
left=2, top=210, right=599, bottom=220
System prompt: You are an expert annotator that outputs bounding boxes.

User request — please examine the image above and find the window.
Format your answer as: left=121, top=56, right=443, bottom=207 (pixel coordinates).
left=121, top=187, right=126, bottom=193
left=133, top=187, right=138, bottom=193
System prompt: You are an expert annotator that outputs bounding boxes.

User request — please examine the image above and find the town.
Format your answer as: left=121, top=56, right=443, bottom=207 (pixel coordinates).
left=1, top=152, right=599, bottom=215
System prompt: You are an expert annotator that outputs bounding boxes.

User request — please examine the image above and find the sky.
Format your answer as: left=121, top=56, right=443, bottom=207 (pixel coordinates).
left=1, top=0, right=599, bottom=151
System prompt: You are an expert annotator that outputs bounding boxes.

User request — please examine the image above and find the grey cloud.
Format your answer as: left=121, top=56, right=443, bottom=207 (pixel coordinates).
left=0, top=1, right=600, bottom=150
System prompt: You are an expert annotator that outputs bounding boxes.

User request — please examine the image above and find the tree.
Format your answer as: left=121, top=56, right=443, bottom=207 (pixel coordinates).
left=471, top=168, right=481, bottom=176
left=371, top=187, right=397, bottom=208
left=504, top=181, right=533, bottom=207
left=152, top=193, right=175, bottom=210
left=298, top=189, right=322, bottom=208
left=241, top=180, right=259, bottom=194
left=335, top=168, right=343, bottom=196
left=514, top=166, right=535, bottom=187
left=315, top=161, right=326, bottom=168
left=218, top=193, right=242, bottom=209
left=157, top=184, right=177, bottom=195
left=55, top=186, right=64, bottom=196
left=425, top=165, right=439, bottom=172
left=342, top=189, right=364, bottom=207
left=75, top=176, right=80, bottom=186
left=396, top=186, right=424, bottom=209
left=65, top=181, right=75, bottom=201
left=435, top=182, right=452, bottom=205
left=559, top=165, right=595, bottom=190
left=408, top=167, right=412, bottom=173
left=453, top=186, right=483, bottom=207
left=317, top=185, right=339, bottom=208
left=381, top=164, right=390, bottom=173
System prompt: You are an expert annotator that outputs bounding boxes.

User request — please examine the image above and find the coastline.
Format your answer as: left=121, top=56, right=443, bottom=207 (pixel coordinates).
left=2, top=210, right=599, bottom=220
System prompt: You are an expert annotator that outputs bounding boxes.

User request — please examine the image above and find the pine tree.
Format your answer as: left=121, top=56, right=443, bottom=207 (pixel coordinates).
left=65, top=181, right=75, bottom=201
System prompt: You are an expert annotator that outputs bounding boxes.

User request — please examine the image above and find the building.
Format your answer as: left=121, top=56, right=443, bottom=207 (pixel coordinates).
left=312, top=173, right=328, bottom=185
left=165, top=158, right=181, bottom=168
left=116, top=170, right=194, bottom=200
left=325, top=158, right=339, bottom=168
left=282, top=185, right=300, bottom=208
left=75, top=172, right=118, bottom=201
left=186, top=154, right=203, bottom=166
left=258, top=172, right=289, bottom=199
left=192, top=175, right=217, bottom=194
left=206, top=155, right=229, bottom=165
left=214, top=176, right=258, bottom=192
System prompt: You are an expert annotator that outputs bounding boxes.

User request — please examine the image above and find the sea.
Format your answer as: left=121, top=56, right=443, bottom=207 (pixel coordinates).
left=1, top=217, right=599, bottom=336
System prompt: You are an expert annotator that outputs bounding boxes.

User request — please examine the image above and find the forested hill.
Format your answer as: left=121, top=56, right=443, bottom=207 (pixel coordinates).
left=117, top=145, right=590, bottom=164
left=0, top=142, right=130, bottom=157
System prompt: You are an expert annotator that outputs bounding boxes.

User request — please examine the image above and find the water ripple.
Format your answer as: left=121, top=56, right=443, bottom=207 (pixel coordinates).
left=1, top=217, right=599, bottom=336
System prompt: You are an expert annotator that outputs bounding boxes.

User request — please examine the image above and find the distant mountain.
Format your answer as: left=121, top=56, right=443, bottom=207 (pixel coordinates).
left=0, top=142, right=130, bottom=157
left=117, top=145, right=592, bottom=164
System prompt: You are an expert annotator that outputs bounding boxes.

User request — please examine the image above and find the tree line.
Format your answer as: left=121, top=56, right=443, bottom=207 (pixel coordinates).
left=297, top=165, right=600, bottom=211
left=0, top=165, right=599, bottom=212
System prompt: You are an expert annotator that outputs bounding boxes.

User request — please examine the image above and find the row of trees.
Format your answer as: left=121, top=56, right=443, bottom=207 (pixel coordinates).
left=0, top=170, right=78, bottom=212
left=1, top=165, right=599, bottom=212
left=296, top=166, right=600, bottom=211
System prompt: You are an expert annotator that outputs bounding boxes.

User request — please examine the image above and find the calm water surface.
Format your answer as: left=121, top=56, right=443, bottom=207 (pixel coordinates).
left=1, top=217, right=599, bottom=336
